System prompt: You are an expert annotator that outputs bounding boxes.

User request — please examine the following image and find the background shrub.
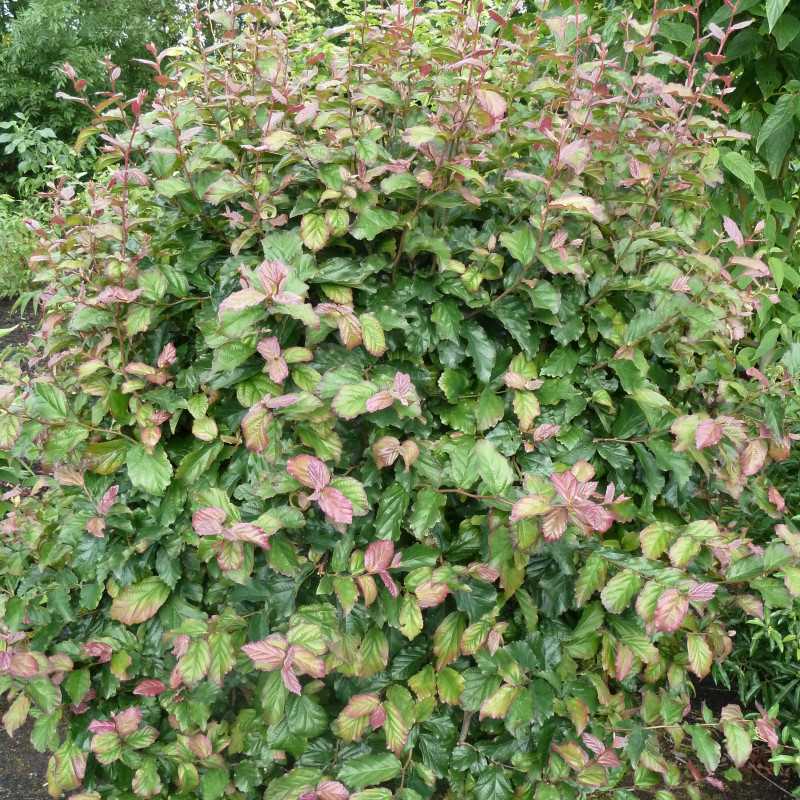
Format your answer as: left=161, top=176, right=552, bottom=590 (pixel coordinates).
left=1, top=3, right=799, bottom=800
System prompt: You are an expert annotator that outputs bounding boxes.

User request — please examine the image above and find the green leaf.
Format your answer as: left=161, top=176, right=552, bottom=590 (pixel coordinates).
left=721, top=151, right=755, bottom=189
left=723, top=721, right=752, bottom=769
left=178, top=639, right=211, bottom=685
left=433, top=612, right=466, bottom=670
left=201, top=768, right=230, bottom=800
left=204, top=173, right=243, bottom=205
left=690, top=725, right=721, bottom=773
left=409, top=488, right=446, bottom=538
left=300, top=213, right=330, bottom=252
left=126, top=445, right=173, bottom=496
left=474, top=439, right=513, bottom=494
left=773, top=13, right=800, bottom=49
left=287, top=695, right=328, bottom=738
left=338, top=753, right=402, bottom=789
left=110, top=577, right=170, bottom=625
left=26, top=677, right=59, bottom=712
left=375, top=484, right=411, bottom=540
left=264, top=768, right=321, bottom=800
left=351, top=208, right=400, bottom=241
left=600, top=570, right=642, bottom=615
left=767, top=0, right=791, bottom=31
left=463, top=324, right=496, bottom=383
left=756, top=94, right=796, bottom=154
left=476, top=387, right=505, bottom=432
left=332, top=382, right=377, bottom=419
left=30, top=383, right=69, bottom=420
left=474, top=766, right=513, bottom=800
left=360, top=313, right=386, bottom=357
left=500, top=226, right=537, bottom=265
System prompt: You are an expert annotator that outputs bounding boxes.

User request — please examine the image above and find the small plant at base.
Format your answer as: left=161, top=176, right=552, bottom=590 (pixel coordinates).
left=0, top=2, right=799, bottom=800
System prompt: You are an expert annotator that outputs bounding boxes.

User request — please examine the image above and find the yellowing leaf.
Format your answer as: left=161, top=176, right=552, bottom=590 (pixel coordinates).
left=110, top=578, right=170, bottom=626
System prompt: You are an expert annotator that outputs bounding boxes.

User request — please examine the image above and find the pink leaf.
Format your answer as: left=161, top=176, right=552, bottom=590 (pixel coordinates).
left=654, top=588, right=689, bottom=633
left=572, top=500, right=615, bottom=533
left=97, top=485, right=119, bottom=515
left=316, top=781, right=350, bottom=800
left=83, top=642, right=113, bottom=662
left=292, top=647, right=326, bottom=678
left=378, top=571, right=399, bottom=598
left=756, top=713, right=780, bottom=751
left=242, top=634, right=288, bottom=670
left=241, top=404, right=271, bottom=453
left=581, top=733, right=605, bottom=755
left=372, top=436, right=401, bottom=468
left=740, top=439, right=768, bottom=477
left=317, top=486, right=353, bottom=525
left=113, top=707, right=142, bottom=736
left=228, top=522, right=271, bottom=549
left=157, top=342, right=177, bottom=368
left=219, top=287, right=265, bottom=312
left=88, top=719, right=117, bottom=734
left=267, top=357, right=289, bottom=384
left=416, top=579, right=450, bottom=608
left=475, top=88, right=507, bottom=119
left=366, top=390, right=394, bottom=413
left=688, top=583, right=718, bottom=602
left=365, top=540, right=395, bottom=573
left=509, top=494, right=550, bottom=523
left=615, top=645, right=634, bottom=681
left=287, top=455, right=330, bottom=489
left=695, top=419, right=723, bottom=450
left=723, top=216, right=744, bottom=247
left=281, top=663, right=302, bottom=695
left=729, top=256, right=769, bottom=278
left=369, top=705, right=387, bottom=729
left=542, top=507, right=569, bottom=541
left=257, top=336, right=282, bottom=360
left=597, top=750, right=621, bottom=768
left=192, top=507, right=226, bottom=536
left=133, top=679, right=166, bottom=697
left=768, top=486, right=786, bottom=512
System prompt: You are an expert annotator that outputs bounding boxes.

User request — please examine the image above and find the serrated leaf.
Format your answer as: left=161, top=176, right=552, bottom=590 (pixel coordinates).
left=337, top=753, right=402, bottom=789
left=126, top=445, right=172, bottom=496
left=433, top=612, right=466, bottom=670
left=110, top=578, right=170, bottom=625
left=600, top=570, right=642, bottom=614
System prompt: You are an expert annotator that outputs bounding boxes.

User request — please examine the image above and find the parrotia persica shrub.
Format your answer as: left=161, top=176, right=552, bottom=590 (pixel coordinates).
left=1, top=2, right=799, bottom=799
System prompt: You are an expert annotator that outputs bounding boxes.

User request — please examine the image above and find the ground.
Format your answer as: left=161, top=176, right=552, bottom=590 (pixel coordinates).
left=0, top=298, right=796, bottom=798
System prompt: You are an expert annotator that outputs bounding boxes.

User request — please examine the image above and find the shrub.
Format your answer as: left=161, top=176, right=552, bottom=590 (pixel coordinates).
left=0, top=195, right=34, bottom=298
left=1, top=3, right=799, bottom=800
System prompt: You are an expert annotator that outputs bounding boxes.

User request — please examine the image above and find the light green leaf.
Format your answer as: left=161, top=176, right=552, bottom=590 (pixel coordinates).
left=499, top=226, right=537, bottom=265
left=433, top=612, right=466, bottom=670
left=474, top=439, right=513, bottom=495
left=690, top=725, right=721, bottom=773
left=767, top=0, right=791, bottom=31
left=126, top=445, right=173, bottom=495
left=600, top=570, right=642, bottom=614
left=476, top=387, right=505, bottom=432
left=721, top=151, right=755, bottom=189
left=110, top=577, right=170, bottom=625
left=332, top=382, right=377, bottom=419
left=300, top=213, right=330, bottom=252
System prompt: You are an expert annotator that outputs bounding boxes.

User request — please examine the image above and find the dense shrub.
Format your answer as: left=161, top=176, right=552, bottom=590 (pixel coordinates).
left=1, top=3, right=799, bottom=799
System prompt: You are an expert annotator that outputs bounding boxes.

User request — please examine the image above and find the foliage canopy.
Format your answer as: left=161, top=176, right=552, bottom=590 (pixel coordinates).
left=1, top=3, right=799, bottom=800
